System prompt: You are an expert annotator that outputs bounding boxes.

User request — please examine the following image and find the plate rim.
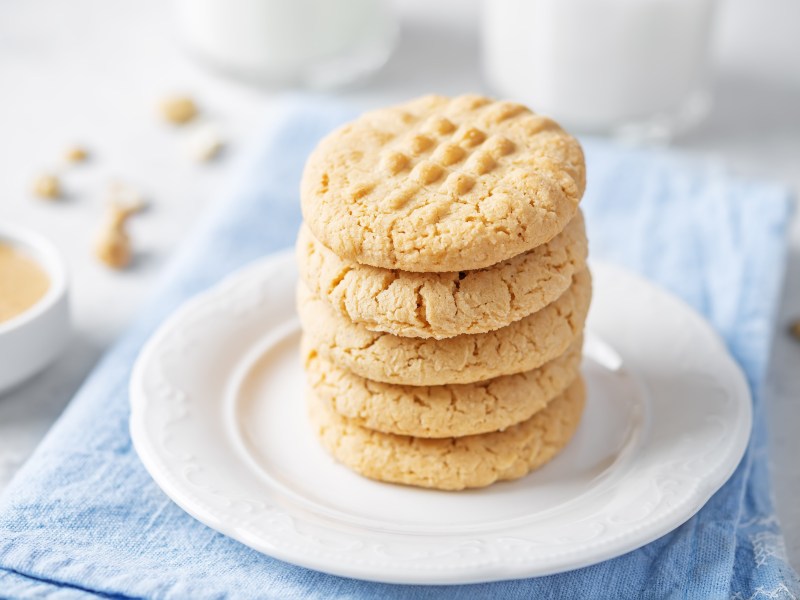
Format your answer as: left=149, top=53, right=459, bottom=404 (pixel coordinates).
left=129, top=252, right=752, bottom=584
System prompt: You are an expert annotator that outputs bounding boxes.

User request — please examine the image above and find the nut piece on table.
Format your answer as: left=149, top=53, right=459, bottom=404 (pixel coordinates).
left=159, top=95, right=198, bottom=125
left=65, top=145, right=89, bottom=163
left=32, top=173, right=61, bottom=200
left=94, top=199, right=145, bottom=270
left=789, top=319, right=800, bottom=341
left=186, top=124, right=224, bottom=162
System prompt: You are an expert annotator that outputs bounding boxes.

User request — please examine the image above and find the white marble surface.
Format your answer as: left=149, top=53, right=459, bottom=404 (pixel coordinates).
left=0, top=0, right=798, bottom=569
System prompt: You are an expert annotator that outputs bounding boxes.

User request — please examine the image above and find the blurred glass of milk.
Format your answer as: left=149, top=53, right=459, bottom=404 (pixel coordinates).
left=482, top=0, right=717, bottom=140
left=174, top=0, right=397, bottom=88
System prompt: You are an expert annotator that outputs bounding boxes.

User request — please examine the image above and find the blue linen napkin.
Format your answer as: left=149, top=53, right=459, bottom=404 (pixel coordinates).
left=1, top=99, right=798, bottom=600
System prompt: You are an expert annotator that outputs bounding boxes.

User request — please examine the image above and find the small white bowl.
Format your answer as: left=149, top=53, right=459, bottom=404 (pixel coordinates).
left=0, top=223, right=70, bottom=395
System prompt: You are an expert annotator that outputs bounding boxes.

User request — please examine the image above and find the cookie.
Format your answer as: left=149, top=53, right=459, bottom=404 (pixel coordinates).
left=297, top=211, right=587, bottom=340
left=300, top=94, right=586, bottom=272
left=303, top=336, right=583, bottom=438
left=308, top=375, right=586, bottom=490
left=296, top=268, right=591, bottom=386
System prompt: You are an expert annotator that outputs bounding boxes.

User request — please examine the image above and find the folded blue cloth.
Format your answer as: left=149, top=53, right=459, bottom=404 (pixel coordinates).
left=1, top=99, right=798, bottom=599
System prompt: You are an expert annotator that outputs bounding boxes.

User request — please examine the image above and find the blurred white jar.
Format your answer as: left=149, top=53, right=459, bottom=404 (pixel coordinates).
left=175, top=0, right=397, bottom=88
left=482, top=0, right=717, bottom=140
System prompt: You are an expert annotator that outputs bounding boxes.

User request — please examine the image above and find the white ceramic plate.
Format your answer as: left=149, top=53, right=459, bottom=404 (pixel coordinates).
left=130, top=252, right=751, bottom=584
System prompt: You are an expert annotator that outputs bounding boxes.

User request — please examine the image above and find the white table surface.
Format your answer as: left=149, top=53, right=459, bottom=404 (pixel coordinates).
left=1, top=0, right=798, bottom=569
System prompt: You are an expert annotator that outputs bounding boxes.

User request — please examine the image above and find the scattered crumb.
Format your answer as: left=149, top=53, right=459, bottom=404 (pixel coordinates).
left=94, top=193, right=146, bottom=270
left=160, top=95, right=198, bottom=125
left=95, top=226, right=132, bottom=269
left=65, top=145, right=89, bottom=163
left=789, top=320, right=800, bottom=341
left=187, top=124, right=224, bottom=162
left=32, top=173, right=61, bottom=200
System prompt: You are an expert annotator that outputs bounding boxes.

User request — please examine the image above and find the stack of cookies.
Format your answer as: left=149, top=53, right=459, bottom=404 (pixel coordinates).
left=296, top=94, right=589, bottom=491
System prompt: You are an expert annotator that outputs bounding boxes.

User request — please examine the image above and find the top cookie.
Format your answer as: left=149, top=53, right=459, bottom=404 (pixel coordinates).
left=300, top=94, right=586, bottom=272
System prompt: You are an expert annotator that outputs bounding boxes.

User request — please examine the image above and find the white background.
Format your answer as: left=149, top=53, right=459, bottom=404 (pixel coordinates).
left=0, top=0, right=798, bottom=568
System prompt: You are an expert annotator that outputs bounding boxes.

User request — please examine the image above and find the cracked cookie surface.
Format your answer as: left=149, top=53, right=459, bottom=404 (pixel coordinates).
left=300, top=94, right=586, bottom=272
left=308, top=375, right=586, bottom=490
left=303, top=337, right=582, bottom=438
left=297, top=211, right=587, bottom=339
left=296, top=268, right=591, bottom=386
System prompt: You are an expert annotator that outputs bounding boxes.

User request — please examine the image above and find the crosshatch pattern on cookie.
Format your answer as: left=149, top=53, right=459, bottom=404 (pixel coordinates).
left=301, top=94, right=586, bottom=272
